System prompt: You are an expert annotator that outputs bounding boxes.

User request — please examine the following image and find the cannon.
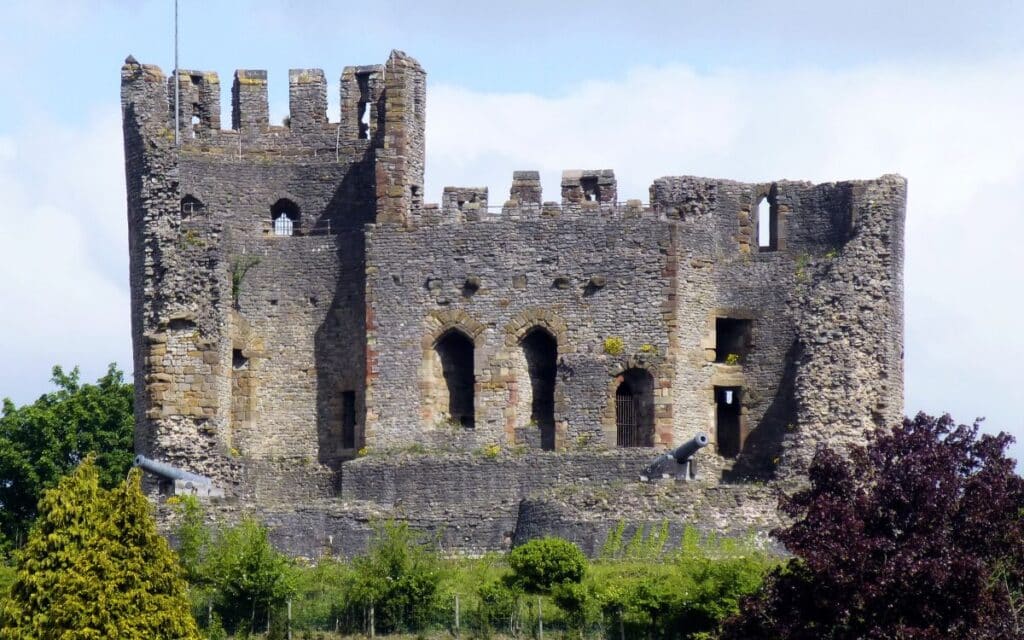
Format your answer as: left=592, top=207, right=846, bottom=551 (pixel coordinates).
left=640, top=433, right=709, bottom=482
left=134, top=455, right=223, bottom=498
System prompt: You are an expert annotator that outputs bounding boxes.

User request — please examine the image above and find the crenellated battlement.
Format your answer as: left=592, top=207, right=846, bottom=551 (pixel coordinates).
left=120, top=50, right=421, bottom=159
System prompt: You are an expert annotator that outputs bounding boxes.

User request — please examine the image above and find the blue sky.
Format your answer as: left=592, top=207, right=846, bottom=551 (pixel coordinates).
left=1, top=1, right=1022, bottom=461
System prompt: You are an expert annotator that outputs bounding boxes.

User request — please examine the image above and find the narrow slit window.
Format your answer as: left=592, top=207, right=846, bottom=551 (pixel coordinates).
left=359, top=102, right=371, bottom=139
left=757, top=196, right=778, bottom=251
left=715, top=386, right=743, bottom=458
left=341, top=391, right=356, bottom=449
left=190, top=113, right=201, bottom=138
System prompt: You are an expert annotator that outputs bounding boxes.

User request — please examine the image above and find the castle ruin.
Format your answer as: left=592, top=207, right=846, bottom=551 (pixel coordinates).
left=121, top=51, right=905, bottom=556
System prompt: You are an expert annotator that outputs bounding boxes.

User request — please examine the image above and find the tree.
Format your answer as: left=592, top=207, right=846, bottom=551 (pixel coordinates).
left=0, top=458, right=201, bottom=639
left=0, top=364, right=133, bottom=549
left=722, top=413, right=1024, bottom=640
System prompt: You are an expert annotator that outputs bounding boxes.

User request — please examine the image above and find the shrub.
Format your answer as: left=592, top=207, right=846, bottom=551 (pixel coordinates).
left=507, top=537, right=586, bottom=594
left=602, top=336, right=625, bottom=356
left=348, top=521, right=445, bottom=634
left=204, top=517, right=297, bottom=633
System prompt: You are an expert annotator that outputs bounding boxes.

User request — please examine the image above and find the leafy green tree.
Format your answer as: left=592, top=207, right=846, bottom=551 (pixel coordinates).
left=0, top=364, right=133, bottom=548
left=0, top=458, right=201, bottom=639
left=507, top=537, right=587, bottom=594
left=204, top=517, right=297, bottom=633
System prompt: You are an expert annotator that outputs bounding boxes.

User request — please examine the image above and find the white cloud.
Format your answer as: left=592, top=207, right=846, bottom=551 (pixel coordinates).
left=423, top=59, right=1024, bottom=461
left=0, top=109, right=131, bottom=404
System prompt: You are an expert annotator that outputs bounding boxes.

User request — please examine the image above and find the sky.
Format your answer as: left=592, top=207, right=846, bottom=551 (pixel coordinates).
left=0, top=1, right=1021, bottom=461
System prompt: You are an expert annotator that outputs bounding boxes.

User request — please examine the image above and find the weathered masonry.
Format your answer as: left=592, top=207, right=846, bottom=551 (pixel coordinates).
left=121, top=51, right=906, bottom=556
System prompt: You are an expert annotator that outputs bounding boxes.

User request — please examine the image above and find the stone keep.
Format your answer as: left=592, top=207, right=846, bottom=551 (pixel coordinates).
left=121, top=51, right=905, bottom=556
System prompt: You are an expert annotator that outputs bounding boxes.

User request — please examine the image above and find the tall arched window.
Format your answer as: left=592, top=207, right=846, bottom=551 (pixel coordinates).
left=521, top=327, right=557, bottom=450
left=271, top=199, right=300, bottom=237
left=435, top=329, right=475, bottom=428
left=615, top=368, right=655, bottom=447
left=757, top=193, right=778, bottom=251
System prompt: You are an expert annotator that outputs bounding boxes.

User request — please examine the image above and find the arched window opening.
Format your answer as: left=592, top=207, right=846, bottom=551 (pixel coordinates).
left=271, top=199, right=300, bottom=237
left=715, top=386, right=743, bottom=458
left=757, top=195, right=778, bottom=251
left=522, top=328, right=557, bottom=451
left=180, top=195, right=203, bottom=218
left=615, top=368, right=655, bottom=447
left=435, top=330, right=475, bottom=428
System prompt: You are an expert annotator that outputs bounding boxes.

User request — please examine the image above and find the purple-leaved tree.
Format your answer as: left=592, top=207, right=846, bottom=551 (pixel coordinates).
left=722, top=413, right=1024, bottom=640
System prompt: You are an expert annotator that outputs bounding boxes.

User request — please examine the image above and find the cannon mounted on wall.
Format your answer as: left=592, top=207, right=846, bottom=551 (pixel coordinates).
left=134, top=455, right=224, bottom=498
left=640, top=433, right=709, bottom=482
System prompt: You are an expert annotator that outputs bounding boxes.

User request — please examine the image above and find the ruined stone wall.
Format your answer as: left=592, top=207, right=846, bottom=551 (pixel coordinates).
left=364, top=196, right=680, bottom=454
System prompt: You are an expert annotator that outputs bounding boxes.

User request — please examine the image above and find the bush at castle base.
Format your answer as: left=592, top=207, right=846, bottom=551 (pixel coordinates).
left=0, top=459, right=200, bottom=640
left=721, top=413, right=1024, bottom=640
left=506, top=537, right=587, bottom=594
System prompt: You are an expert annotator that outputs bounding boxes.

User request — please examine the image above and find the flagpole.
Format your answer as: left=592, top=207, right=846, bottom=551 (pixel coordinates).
left=174, top=0, right=180, bottom=146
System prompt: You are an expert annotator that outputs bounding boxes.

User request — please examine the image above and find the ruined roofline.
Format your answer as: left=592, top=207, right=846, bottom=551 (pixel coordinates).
left=424, top=171, right=906, bottom=225
left=120, top=49, right=422, bottom=139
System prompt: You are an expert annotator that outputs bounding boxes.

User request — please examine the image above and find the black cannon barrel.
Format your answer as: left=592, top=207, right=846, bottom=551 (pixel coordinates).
left=134, top=455, right=212, bottom=484
left=671, top=432, right=709, bottom=463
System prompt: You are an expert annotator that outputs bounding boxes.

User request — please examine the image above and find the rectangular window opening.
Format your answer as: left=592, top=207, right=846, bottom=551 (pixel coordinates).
left=232, top=349, right=249, bottom=370
left=715, top=386, right=742, bottom=458
left=580, top=177, right=600, bottom=202
left=715, top=317, right=751, bottom=363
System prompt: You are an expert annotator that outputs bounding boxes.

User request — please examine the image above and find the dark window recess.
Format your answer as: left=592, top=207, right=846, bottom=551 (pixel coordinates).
left=716, top=386, right=742, bottom=458
left=436, top=330, right=475, bottom=428
left=232, top=349, right=248, bottom=370
left=341, top=391, right=356, bottom=449
left=522, top=328, right=557, bottom=451
left=180, top=195, right=202, bottom=217
left=580, top=177, right=600, bottom=202
left=271, top=199, right=300, bottom=237
left=716, top=318, right=751, bottom=363
left=615, top=368, right=655, bottom=447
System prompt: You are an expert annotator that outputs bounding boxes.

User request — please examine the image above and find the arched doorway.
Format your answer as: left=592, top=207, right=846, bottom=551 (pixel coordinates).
left=615, top=368, right=654, bottom=447
left=435, top=329, right=475, bottom=428
left=521, top=327, right=557, bottom=450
